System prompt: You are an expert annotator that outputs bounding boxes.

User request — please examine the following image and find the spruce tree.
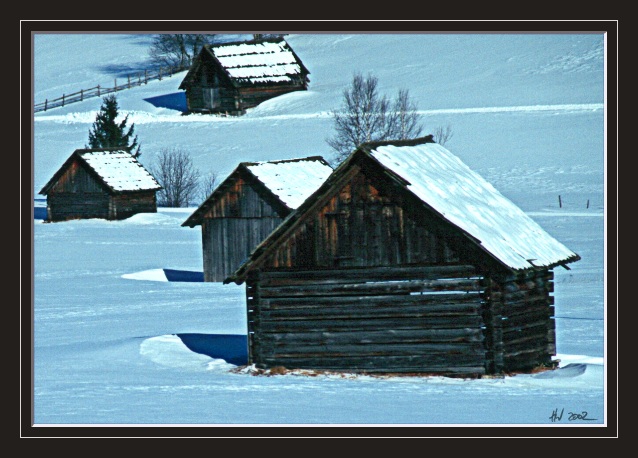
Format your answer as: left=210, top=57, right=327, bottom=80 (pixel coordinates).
left=87, top=94, right=141, bottom=158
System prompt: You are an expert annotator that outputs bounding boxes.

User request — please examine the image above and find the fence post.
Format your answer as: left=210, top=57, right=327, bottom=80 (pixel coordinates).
left=97, top=85, right=100, bottom=97
left=145, top=69, right=148, bottom=84
left=587, top=199, right=590, bottom=209
left=128, top=75, right=131, bottom=88
left=62, top=94, right=65, bottom=107
left=558, top=195, right=562, bottom=208
left=80, top=89, right=83, bottom=101
left=114, top=78, right=117, bottom=91
left=44, top=99, right=48, bottom=111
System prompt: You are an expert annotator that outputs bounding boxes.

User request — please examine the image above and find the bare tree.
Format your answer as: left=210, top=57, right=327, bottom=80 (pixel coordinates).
left=198, top=171, right=220, bottom=204
left=432, top=124, right=454, bottom=146
left=149, top=34, right=218, bottom=69
left=327, top=73, right=395, bottom=163
left=390, top=89, right=424, bottom=141
left=150, top=147, right=201, bottom=208
left=252, top=33, right=287, bottom=41
left=326, top=73, right=425, bottom=164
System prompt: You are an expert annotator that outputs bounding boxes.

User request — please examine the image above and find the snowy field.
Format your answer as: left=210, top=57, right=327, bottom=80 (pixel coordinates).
left=33, top=208, right=605, bottom=427
left=25, top=28, right=614, bottom=435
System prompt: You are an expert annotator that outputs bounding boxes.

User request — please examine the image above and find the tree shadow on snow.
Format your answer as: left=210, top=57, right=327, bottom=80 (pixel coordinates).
left=95, top=63, right=159, bottom=79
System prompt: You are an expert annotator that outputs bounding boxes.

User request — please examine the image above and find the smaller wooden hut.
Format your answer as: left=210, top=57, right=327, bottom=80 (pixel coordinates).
left=178, top=38, right=310, bottom=115
left=225, top=136, right=581, bottom=377
left=182, top=156, right=333, bottom=282
left=39, top=147, right=162, bottom=222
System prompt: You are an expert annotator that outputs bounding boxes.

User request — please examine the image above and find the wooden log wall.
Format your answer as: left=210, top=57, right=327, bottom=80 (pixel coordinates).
left=246, top=265, right=488, bottom=376
left=47, top=192, right=110, bottom=221
left=110, top=192, right=157, bottom=220
left=237, top=84, right=306, bottom=110
left=489, top=269, right=556, bottom=373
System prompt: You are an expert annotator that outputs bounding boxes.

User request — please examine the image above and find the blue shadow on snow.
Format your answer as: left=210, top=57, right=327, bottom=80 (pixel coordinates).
left=144, top=92, right=187, bottom=112
left=178, top=333, right=248, bottom=366
left=163, top=269, right=204, bottom=282
left=34, top=199, right=47, bottom=220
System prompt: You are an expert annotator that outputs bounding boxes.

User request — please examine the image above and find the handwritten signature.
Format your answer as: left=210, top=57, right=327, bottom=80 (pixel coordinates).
left=549, top=408, right=598, bottom=422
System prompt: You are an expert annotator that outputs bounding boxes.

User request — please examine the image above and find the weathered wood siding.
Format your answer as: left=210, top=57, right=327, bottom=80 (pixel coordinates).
left=45, top=158, right=157, bottom=222
left=184, top=54, right=240, bottom=113
left=263, top=164, right=460, bottom=269
left=46, top=159, right=111, bottom=221
left=47, top=192, right=110, bottom=221
left=49, top=159, right=104, bottom=193
left=237, top=83, right=307, bottom=111
left=110, top=191, right=157, bottom=220
left=201, top=176, right=287, bottom=282
left=203, top=217, right=283, bottom=282
left=489, top=269, right=556, bottom=373
left=246, top=265, right=488, bottom=375
left=183, top=52, right=307, bottom=115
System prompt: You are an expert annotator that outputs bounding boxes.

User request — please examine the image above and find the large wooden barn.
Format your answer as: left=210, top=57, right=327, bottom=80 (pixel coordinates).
left=178, top=38, right=310, bottom=116
left=225, top=136, right=581, bottom=377
left=182, top=156, right=333, bottom=282
left=39, top=147, right=162, bottom=222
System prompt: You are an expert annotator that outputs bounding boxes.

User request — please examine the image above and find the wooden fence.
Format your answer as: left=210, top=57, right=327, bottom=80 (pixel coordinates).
left=34, top=64, right=189, bottom=113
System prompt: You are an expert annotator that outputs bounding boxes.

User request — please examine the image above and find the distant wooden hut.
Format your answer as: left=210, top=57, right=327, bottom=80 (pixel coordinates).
left=225, top=136, right=581, bottom=377
left=39, top=147, right=162, bottom=222
left=178, top=38, right=310, bottom=116
left=182, top=156, right=333, bottom=282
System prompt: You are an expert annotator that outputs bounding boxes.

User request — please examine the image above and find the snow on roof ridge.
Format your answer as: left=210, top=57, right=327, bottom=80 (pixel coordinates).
left=243, top=155, right=328, bottom=166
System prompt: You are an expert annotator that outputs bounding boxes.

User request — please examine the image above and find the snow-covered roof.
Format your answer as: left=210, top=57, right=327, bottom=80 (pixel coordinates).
left=227, top=138, right=580, bottom=283
left=39, top=148, right=161, bottom=195
left=78, top=150, right=161, bottom=192
left=209, top=39, right=307, bottom=85
left=366, top=141, right=579, bottom=270
left=245, top=158, right=333, bottom=209
left=182, top=156, right=332, bottom=227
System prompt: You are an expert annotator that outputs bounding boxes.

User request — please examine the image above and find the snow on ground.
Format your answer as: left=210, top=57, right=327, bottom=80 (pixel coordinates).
left=28, top=31, right=610, bottom=430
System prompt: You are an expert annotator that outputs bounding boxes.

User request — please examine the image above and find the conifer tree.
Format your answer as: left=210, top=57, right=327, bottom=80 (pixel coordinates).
left=87, top=94, right=141, bottom=158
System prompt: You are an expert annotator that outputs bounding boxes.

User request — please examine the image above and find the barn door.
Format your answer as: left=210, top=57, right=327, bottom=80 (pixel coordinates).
left=202, top=88, right=214, bottom=110
left=202, top=87, right=220, bottom=110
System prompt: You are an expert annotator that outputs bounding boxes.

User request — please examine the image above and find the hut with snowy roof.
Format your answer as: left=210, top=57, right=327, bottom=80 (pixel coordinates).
left=178, top=37, right=310, bottom=116
left=182, top=156, right=333, bottom=282
left=39, top=147, right=162, bottom=222
left=225, top=136, right=581, bottom=377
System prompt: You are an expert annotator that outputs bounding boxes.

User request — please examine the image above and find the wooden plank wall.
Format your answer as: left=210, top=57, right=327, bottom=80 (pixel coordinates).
left=265, top=168, right=460, bottom=269
left=201, top=176, right=283, bottom=219
left=201, top=177, right=286, bottom=282
left=246, top=265, right=488, bottom=376
left=203, top=216, right=283, bottom=282
left=490, top=269, right=555, bottom=372
left=50, top=160, right=104, bottom=193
